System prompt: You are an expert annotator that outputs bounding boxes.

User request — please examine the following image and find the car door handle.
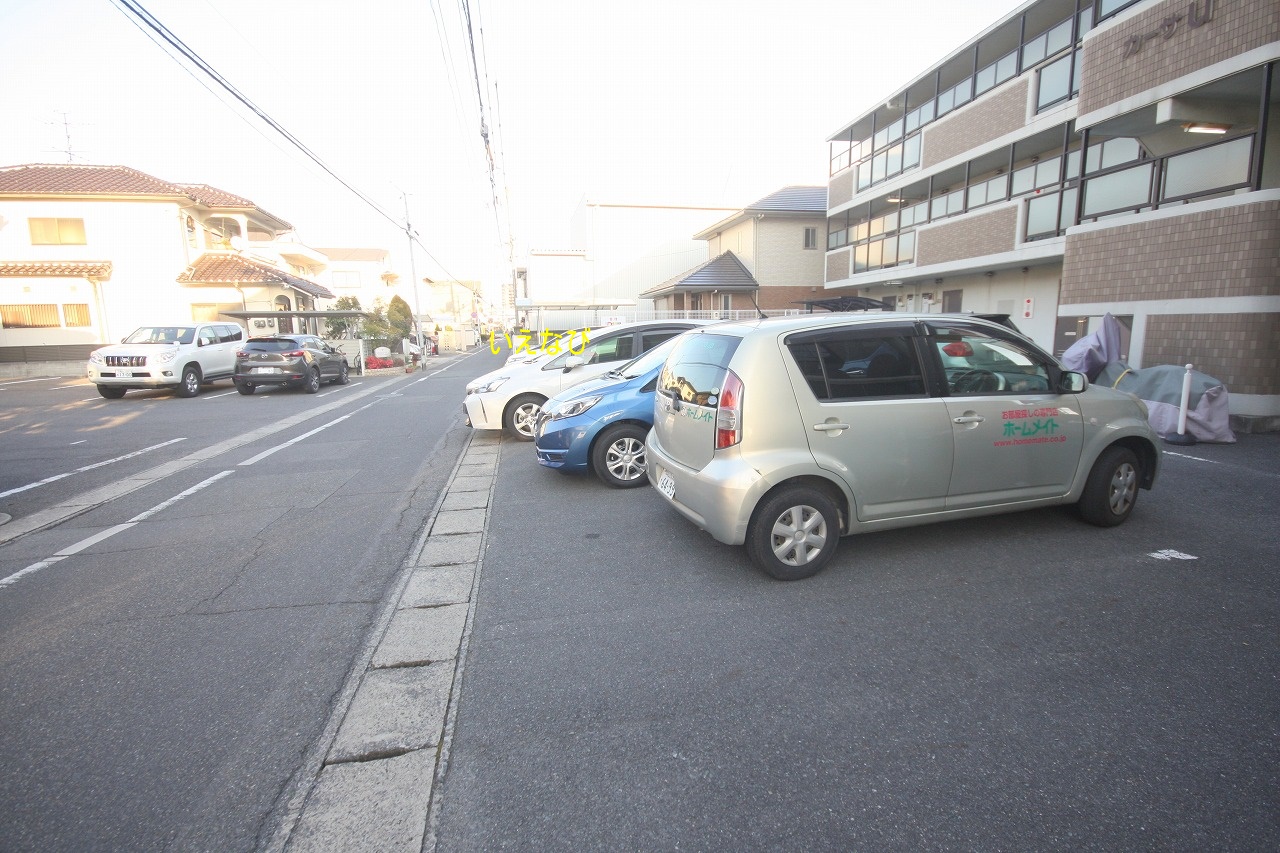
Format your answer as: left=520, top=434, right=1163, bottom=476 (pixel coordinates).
left=952, top=415, right=985, bottom=424
left=813, top=422, right=851, bottom=432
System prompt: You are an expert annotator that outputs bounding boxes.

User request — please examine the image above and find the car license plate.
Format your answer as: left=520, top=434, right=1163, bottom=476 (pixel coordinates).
left=253, top=367, right=280, bottom=374
left=117, top=370, right=132, bottom=378
left=657, top=470, right=676, bottom=500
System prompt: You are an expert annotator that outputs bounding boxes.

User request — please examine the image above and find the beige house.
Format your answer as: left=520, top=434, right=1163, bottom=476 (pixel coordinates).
left=642, top=187, right=828, bottom=315
left=0, top=163, right=334, bottom=365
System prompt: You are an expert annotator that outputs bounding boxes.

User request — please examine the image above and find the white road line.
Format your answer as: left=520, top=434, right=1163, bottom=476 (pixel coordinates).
left=201, top=390, right=239, bottom=400
left=1164, top=451, right=1218, bottom=463
left=55, top=382, right=92, bottom=389
left=70, top=440, right=87, bottom=445
left=238, top=399, right=382, bottom=465
left=0, top=471, right=235, bottom=590
left=1149, top=549, right=1198, bottom=561
left=0, top=438, right=188, bottom=499
left=0, top=377, right=67, bottom=387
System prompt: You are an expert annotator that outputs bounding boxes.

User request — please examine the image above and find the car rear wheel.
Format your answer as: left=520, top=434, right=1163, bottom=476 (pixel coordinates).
left=1078, top=446, right=1140, bottom=527
left=334, top=362, right=350, bottom=385
left=746, top=486, right=840, bottom=581
left=304, top=367, right=321, bottom=394
left=503, top=394, right=544, bottom=441
left=96, top=385, right=126, bottom=399
left=236, top=382, right=255, bottom=395
left=592, top=424, right=649, bottom=488
left=176, top=365, right=201, bottom=397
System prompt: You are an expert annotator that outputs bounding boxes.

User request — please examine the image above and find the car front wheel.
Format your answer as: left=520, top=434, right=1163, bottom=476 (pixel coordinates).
left=303, top=367, right=321, bottom=394
left=1078, top=446, right=1140, bottom=527
left=96, top=385, right=126, bottom=399
left=176, top=365, right=201, bottom=397
left=503, top=394, right=544, bottom=441
left=746, top=486, right=840, bottom=581
left=591, top=424, right=649, bottom=488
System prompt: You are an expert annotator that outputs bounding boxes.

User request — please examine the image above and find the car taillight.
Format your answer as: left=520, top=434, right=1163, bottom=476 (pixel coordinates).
left=284, top=350, right=304, bottom=357
left=235, top=351, right=247, bottom=358
left=715, top=369, right=743, bottom=449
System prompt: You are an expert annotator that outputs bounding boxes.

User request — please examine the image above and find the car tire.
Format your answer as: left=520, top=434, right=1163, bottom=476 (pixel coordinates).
left=503, top=394, right=544, bottom=441
left=303, top=367, right=321, bottom=394
left=96, top=385, right=126, bottom=399
left=335, top=362, right=350, bottom=385
left=591, top=424, right=649, bottom=488
left=1078, top=446, right=1140, bottom=527
left=236, top=382, right=255, bottom=395
left=176, top=365, right=201, bottom=397
left=746, top=486, right=841, bottom=581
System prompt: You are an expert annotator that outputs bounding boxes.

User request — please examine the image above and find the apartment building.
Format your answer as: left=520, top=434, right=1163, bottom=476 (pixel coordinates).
left=824, top=0, right=1278, bottom=427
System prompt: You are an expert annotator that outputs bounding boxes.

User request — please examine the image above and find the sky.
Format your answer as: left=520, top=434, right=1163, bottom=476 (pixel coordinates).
left=0, top=0, right=1024, bottom=296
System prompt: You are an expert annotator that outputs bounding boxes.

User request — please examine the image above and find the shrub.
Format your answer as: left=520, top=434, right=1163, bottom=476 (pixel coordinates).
left=364, top=356, right=396, bottom=369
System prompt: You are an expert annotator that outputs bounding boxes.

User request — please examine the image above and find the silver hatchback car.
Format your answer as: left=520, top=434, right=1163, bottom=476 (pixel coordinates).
left=646, top=313, right=1161, bottom=580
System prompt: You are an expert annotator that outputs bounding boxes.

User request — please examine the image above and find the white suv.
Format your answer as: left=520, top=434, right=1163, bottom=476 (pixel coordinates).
left=464, top=320, right=709, bottom=440
left=87, top=323, right=245, bottom=399
left=647, top=313, right=1161, bottom=580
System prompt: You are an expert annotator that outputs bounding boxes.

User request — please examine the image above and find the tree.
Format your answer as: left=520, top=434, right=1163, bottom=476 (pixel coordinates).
left=324, top=296, right=363, bottom=338
left=387, top=294, right=415, bottom=340
left=361, top=298, right=392, bottom=340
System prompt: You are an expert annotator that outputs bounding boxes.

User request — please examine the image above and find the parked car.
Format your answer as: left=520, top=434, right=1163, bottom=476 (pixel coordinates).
left=87, top=322, right=244, bottom=399
left=533, top=334, right=686, bottom=487
left=464, top=320, right=710, bottom=440
left=233, top=334, right=350, bottom=394
left=647, top=313, right=1161, bottom=581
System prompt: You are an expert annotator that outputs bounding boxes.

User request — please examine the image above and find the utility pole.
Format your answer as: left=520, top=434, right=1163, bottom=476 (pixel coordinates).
left=400, top=192, right=425, bottom=359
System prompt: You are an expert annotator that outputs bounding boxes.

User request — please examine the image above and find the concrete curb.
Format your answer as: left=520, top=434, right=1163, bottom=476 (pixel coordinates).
left=272, top=430, right=501, bottom=853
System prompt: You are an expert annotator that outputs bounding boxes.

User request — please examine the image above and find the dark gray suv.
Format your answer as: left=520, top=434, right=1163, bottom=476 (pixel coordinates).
left=233, top=335, right=350, bottom=394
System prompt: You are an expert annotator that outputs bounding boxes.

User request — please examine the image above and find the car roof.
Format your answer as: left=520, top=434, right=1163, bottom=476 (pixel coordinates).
left=684, top=312, right=1016, bottom=338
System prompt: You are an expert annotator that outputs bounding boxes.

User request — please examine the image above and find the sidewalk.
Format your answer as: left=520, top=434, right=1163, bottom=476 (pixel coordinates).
left=268, top=430, right=501, bottom=853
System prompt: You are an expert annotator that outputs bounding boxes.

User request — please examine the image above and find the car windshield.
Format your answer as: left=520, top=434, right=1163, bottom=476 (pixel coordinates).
left=123, top=327, right=193, bottom=345
left=611, top=334, right=682, bottom=379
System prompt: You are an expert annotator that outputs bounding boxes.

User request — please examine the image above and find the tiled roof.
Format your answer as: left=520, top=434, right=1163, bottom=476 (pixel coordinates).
left=0, top=164, right=186, bottom=197
left=0, top=165, right=292, bottom=228
left=745, top=186, right=828, bottom=212
left=0, top=260, right=113, bottom=278
left=178, top=253, right=334, bottom=299
left=640, top=251, right=759, bottom=298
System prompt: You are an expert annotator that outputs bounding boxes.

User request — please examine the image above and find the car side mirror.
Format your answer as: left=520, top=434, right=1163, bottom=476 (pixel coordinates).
left=564, top=356, right=585, bottom=371
left=1059, top=371, right=1087, bottom=393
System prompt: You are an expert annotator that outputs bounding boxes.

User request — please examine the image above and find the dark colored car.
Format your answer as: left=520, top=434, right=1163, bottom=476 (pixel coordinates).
left=233, top=335, right=350, bottom=394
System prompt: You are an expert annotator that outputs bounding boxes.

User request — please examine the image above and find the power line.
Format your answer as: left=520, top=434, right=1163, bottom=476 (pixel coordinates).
left=107, top=0, right=470, bottom=286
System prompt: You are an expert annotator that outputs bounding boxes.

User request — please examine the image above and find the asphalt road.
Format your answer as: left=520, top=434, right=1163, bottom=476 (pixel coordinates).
left=0, top=348, right=508, bottom=852
left=431, top=428, right=1279, bottom=851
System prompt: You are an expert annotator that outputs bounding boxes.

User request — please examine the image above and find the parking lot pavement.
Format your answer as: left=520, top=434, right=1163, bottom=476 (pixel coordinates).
left=275, top=430, right=1279, bottom=852
left=425, top=433, right=1278, bottom=851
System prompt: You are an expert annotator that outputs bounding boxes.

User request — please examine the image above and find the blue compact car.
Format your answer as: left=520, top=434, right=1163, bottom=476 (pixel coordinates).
left=532, top=335, right=682, bottom=488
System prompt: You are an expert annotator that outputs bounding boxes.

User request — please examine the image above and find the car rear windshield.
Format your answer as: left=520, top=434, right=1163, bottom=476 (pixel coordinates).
left=657, top=333, right=741, bottom=405
left=243, top=339, right=301, bottom=352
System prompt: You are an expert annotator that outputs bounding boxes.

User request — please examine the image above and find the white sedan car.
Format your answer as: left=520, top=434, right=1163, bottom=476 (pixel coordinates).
left=465, top=320, right=709, bottom=440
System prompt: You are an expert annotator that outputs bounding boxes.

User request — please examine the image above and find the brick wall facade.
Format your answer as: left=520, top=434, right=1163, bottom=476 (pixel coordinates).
left=915, top=207, right=1019, bottom=266
left=757, top=284, right=829, bottom=312
left=922, top=80, right=1029, bottom=168
left=1143, top=313, right=1280, bottom=395
left=1079, top=0, right=1280, bottom=116
left=829, top=169, right=854, bottom=210
left=826, top=248, right=851, bottom=283
left=1061, top=200, right=1280, bottom=303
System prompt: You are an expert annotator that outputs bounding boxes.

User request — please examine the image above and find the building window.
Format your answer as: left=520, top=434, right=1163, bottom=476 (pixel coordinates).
left=1, top=304, right=60, bottom=328
left=64, top=304, right=91, bottom=326
left=29, top=218, right=86, bottom=245
left=804, top=227, right=818, bottom=249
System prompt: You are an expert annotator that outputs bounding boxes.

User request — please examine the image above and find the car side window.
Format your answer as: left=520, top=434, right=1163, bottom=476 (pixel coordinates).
left=546, top=332, right=633, bottom=368
left=198, top=327, right=218, bottom=346
left=640, top=330, right=681, bottom=352
left=217, top=325, right=243, bottom=343
left=786, top=333, right=924, bottom=401
left=932, top=326, right=1052, bottom=395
